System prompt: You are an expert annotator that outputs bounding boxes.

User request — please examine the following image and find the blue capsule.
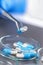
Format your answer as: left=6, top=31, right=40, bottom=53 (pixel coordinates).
left=16, top=42, right=34, bottom=51
left=21, top=44, right=34, bottom=51
left=2, top=48, right=11, bottom=56
left=23, top=51, right=37, bottom=59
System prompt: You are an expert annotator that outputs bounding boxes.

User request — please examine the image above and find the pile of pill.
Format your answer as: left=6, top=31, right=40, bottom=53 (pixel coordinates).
left=2, top=41, right=39, bottom=59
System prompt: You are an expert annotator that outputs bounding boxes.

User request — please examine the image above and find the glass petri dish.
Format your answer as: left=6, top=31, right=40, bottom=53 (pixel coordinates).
left=0, top=35, right=40, bottom=61
left=38, top=48, right=43, bottom=62
left=0, top=60, right=13, bottom=65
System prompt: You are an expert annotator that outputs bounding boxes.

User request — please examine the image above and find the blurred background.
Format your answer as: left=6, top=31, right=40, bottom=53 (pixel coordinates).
left=0, top=0, right=43, bottom=28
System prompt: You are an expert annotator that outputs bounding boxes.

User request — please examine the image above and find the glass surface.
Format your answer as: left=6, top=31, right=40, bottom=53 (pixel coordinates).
left=0, top=60, right=13, bottom=65
left=0, top=35, right=40, bottom=61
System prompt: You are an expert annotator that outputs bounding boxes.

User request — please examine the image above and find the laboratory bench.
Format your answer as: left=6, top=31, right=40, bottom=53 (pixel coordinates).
left=0, top=15, right=43, bottom=65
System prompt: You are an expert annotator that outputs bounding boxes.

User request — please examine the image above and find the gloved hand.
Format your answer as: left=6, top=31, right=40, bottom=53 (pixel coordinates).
left=1, top=0, right=26, bottom=13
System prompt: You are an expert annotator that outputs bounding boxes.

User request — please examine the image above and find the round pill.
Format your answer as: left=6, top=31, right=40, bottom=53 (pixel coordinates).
left=20, top=26, right=28, bottom=32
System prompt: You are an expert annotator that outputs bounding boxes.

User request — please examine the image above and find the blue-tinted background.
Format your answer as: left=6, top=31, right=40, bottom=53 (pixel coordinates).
left=1, top=0, right=26, bottom=14
left=0, top=0, right=1, bottom=14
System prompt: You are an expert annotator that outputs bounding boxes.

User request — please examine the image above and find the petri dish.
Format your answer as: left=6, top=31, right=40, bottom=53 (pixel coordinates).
left=0, top=60, right=13, bottom=65
left=38, top=48, right=43, bottom=62
left=0, top=35, right=40, bottom=61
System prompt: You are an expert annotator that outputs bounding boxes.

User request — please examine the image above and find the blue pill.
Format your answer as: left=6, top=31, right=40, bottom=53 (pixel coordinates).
left=20, top=44, right=34, bottom=51
left=26, top=44, right=35, bottom=49
left=17, top=41, right=23, bottom=46
left=2, top=48, right=11, bottom=56
left=16, top=41, right=23, bottom=48
left=23, top=52, right=36, bottom=59
left=17, top=30, right=22, bottom=34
